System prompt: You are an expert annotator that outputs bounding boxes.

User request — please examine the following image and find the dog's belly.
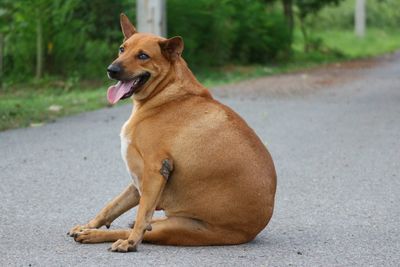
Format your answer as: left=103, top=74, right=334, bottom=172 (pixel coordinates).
left=156, top=107, right=276, bottom=232
left=159, top=145, right=275, bottom=230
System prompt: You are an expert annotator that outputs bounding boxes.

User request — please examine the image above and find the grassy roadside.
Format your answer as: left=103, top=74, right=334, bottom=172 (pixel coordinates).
left=1, top=28, right=399, bottom=131
left=0, top=85, right=108, bottom=130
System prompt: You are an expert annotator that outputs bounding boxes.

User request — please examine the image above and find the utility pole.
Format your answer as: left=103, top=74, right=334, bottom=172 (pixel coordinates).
left=355, top=0, right=366, bottom=37
left=136, top=0, right=167, bottom=37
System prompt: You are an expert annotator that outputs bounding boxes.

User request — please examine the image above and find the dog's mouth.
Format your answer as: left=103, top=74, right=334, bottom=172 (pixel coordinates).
left=107, top=72, right=150, bottom=104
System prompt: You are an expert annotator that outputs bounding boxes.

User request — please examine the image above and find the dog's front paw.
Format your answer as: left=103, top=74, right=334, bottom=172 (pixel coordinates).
left=73, top=229, right=105, bottom=244
left=109, top=239, right=138, bottom=252
left=68, top=224, right=92, bottom=238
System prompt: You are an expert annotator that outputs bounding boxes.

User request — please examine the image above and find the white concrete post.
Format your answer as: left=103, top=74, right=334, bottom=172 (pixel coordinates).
left=137, top=0, right=167, bottom=37
left=355, top=0, right=366, bottom=37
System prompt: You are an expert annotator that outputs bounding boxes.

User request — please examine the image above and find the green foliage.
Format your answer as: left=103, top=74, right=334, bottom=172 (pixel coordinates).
left=367, top=0, right=400, bottom=29
left=0, top=1, right=399, bottom=83
left=0, top=84, right=108, bottom=131
left=1, top=0, right=400, bottom=131
left=309, top=0, right=400, bottom=30
left=1, top=0, right=134, bottom=82
left=1, top=0, right=292, bottom=82
left=2, top=27, right=400, bottom=131
left=293, top=0, right=344, bottom=52
left=295, top=0, right=343, bottom=19
left=168, top=0, right=291, bottom=69
left=313, top=29, right=400, bottom=58
left=294, top=0, right=400, bottom=53
left=1, top=0, right=399, bottom=84
left=231, top=1, right=291, bottom=63
left=167, top=0, right=236, bottom=67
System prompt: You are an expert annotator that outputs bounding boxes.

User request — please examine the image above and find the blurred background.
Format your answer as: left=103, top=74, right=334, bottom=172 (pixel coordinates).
left=0, top=0, right=399, bottom=130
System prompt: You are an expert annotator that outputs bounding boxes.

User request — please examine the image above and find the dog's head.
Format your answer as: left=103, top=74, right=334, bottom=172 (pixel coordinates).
left=107, top=14, right=184, bottom=104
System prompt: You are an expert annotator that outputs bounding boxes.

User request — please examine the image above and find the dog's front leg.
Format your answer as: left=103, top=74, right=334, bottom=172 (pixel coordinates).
left=110, top=158, right=173, bottom=252
left=68, top=183, right=140, bottom=237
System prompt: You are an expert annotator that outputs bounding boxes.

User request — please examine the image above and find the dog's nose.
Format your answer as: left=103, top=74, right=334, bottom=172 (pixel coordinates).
left=107, top=64, right=121, bottom=76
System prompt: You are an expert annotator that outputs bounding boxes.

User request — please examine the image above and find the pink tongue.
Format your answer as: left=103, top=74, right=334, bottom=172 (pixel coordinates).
left=107, top=81, right=135, bottom=104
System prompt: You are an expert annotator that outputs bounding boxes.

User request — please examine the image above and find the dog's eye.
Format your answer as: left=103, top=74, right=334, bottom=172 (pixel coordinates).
left=119, top=47, right=124, bottom=53
left=137, top=53, right=150, bottom=60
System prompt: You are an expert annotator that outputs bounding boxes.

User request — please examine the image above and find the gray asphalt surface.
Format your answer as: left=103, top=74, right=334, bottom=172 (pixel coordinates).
left=1, top=53, right=400, bottom=266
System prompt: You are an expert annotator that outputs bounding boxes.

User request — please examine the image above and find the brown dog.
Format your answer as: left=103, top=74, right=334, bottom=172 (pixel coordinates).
left=68, top=14, right=276, bottom=252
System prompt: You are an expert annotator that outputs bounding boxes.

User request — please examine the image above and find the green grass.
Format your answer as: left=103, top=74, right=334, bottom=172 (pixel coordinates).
left=1, top=28, right=399, bottom=131
left=0, top=85, right=108, bottom=131
left=199, top=28, right=400, bottom=88
left=315, top=29, right=400, bottom=58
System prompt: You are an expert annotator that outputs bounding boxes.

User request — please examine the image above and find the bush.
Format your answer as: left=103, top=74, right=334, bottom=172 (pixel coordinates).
left=2, top=0, right=133, bottom=82
left=309, top=0, right=400, bottom=30
left=167, top=0, right=237, bottom=68
left=230, top=1, right=291, bottom=63
left=3, top=0, right=291, bottom=82
left=168, top=0, right=291, bottom=68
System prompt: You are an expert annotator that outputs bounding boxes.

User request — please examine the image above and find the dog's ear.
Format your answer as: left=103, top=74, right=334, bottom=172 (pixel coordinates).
left=159, top=36, right=184, bottom=62
left=120, top=13, right=136, bottom=40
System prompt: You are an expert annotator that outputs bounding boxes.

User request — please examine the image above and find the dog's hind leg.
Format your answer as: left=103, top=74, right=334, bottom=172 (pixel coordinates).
left=74, top=216, right=249, bottom=245
left=142, top=216, right=251, bottom=246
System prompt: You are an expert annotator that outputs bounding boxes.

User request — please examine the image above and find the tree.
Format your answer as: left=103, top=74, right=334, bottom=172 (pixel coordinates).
left=0, top=0, right=14, bottom=87
left=282, top=0, right=294, bottom=36
left=35, top=6, right=43, bottom=79
left=268, top=0, right=343, bottom=52
left=295, top=0, right=343, bottom=51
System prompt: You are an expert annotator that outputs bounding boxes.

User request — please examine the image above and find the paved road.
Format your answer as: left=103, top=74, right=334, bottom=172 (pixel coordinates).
left=1, top=54, right=399, bottom=266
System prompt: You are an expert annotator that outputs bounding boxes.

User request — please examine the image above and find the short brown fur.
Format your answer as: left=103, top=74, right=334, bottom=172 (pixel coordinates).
left=68, top=14, right=277, bottom=252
